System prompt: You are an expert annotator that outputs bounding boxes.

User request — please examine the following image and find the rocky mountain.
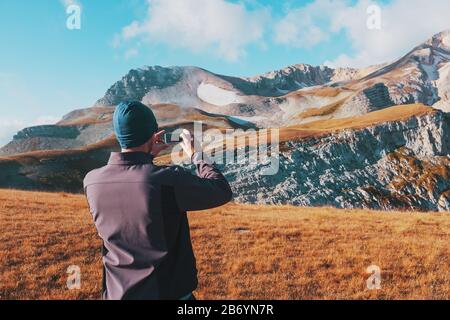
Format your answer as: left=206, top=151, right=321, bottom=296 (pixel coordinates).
left=97, top=64, right=339, bottom=106
left=353, top=30, right=450, bottom=111
left=93, top=64, right=354, bottom=128
left=0, top=30, right=449, bottom=211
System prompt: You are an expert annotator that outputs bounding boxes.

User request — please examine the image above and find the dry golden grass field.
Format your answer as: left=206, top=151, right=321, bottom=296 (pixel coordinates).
left=0, top=189, right=448, bottom=300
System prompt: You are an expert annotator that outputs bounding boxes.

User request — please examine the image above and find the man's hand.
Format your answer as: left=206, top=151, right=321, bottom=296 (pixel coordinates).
left=150, top=130, right=169, bottom=157
left=180, top=129, right=201, bottom=160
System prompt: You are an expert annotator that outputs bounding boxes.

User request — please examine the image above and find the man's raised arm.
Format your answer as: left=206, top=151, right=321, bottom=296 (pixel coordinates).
left=173, top=130, right=233, bottom=212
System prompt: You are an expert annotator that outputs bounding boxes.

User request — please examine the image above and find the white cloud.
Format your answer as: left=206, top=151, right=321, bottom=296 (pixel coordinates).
left=275, top=0, right=450, bottom=68
left=117, top=0, right=270, bottom=61
left=124, top=48, right=139, bottom=60
left=274, top=0, right=343, bottom=48
left=330, top=0, right=450, bottom=67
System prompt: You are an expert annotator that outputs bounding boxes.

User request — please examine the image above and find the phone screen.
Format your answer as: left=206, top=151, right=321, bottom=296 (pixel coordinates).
left=163, top=133, right=182, bottom=144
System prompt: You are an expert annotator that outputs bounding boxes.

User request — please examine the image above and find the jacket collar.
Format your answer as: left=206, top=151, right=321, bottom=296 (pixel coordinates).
left=108, top=152, right=154, bottom=165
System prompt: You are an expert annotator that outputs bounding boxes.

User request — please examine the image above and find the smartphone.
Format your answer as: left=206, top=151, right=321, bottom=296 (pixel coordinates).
left=163, top=132, right=182, bottom=144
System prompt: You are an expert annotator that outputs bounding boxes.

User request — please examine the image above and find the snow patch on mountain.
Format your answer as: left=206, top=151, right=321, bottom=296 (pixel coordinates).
left=197, top=83, right=243, bottom=106
left=433, top=62, right=450, bottom=112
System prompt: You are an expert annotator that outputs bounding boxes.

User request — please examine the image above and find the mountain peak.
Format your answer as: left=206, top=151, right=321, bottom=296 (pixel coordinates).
left=425, top=29, right=450, bottom=51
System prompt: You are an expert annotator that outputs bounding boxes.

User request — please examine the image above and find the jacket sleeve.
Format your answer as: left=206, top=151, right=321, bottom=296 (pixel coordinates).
left=172, top=153, right=233, bottom=212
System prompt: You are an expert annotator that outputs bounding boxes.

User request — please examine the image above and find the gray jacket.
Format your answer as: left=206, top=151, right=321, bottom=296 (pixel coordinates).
left=83, top=152, right=232, bottom=300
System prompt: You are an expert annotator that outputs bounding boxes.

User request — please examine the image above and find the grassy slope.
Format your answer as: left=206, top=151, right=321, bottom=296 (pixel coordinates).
left=278, top=103, right=434, bottom=143
left=0, top=103, right=435, bottom=165
left=0, top=104, right=248, bottom=164
left=155, top=103, right=436, bottom=164
left=0, top=189, right=448, bottom=300
left=290, top=103, right=433, bottom=131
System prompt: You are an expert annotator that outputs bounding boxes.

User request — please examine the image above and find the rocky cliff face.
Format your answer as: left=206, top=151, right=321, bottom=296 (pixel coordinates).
left=13, top=125, right=80, bottom=140
left=221, top=111, right=450, bottom=211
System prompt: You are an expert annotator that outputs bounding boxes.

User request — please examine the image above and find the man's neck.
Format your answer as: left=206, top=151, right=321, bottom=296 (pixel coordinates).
left=121, top=147, right=149, bottom=154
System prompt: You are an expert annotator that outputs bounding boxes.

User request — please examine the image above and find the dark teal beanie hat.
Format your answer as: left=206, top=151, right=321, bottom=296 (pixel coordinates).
left=113, top=101, right=158, bottom=149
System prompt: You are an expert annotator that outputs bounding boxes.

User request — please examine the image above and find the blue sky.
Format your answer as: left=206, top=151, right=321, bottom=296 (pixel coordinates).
left=0, top=0, right=449, bottom=145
